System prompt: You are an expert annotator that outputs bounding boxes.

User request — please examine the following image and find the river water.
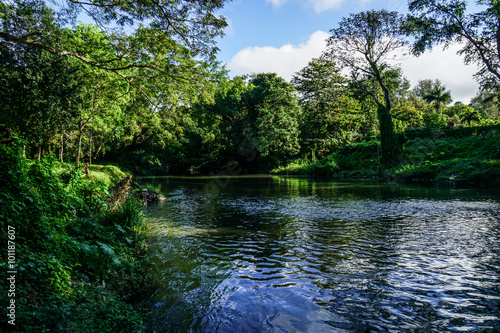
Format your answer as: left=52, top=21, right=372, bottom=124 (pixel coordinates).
left=141, top=176, right=500, bottom=332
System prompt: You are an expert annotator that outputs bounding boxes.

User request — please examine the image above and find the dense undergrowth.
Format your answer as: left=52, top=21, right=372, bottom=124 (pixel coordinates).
left=0, top=139, right=151, bottom=332
left=272, top=126, right=500, bottom=186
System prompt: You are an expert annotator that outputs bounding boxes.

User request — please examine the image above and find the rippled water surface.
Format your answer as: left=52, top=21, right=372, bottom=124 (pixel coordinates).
left=141, top=177, right=500, bottom=332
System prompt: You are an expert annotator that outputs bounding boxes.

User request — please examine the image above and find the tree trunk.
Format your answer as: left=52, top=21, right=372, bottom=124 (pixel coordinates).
left=372, top=64, right=399, bottom=164
left=76, top=129, right=83, bottom=169
left=22, top=145, right=26, bottom=158
left=377, top=105, right=399, bottom=164
left=94, top=146, right=102, bottom=160
left=38, top=146, right=41, bottom=161
left=59, top=130, right=64, bottom=163
left=89, top=133, right=92, bottom=166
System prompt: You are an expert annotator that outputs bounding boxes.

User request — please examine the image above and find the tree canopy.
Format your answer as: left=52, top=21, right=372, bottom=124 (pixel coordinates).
left=406, top=0, right=500, bottom=90
left=0, top=0, right=228, bottom=81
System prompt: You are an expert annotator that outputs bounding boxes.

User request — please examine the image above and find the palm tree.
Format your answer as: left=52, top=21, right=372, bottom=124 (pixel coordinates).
left=460, top=109, right=481, bottom=128
left=424, top=85, right=453, bottom=114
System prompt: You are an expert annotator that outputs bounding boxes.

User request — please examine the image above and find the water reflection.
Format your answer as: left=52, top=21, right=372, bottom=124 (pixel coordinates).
left=142, top=177, right=500, bottom=332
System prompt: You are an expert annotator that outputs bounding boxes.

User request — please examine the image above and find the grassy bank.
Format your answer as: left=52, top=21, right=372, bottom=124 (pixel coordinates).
left=272, top=129, right=500, bottom=187
left=0, top=140, right=150, bottom=332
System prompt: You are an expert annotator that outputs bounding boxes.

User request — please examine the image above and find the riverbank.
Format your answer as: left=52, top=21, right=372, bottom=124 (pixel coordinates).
left=0, top=141, right=151, bottom=332
left=272, top=128, right=500, bottom=187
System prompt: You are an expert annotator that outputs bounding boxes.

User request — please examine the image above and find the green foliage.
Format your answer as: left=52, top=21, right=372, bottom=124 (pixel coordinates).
left=89, top=164, right=128, bottom=184
left=336, top=141, right=381, bottom=176
left=272, top=141, right=381, bottom=178
left=0, top=0, right=229, bottom=77
left=0, top=140, right=150, bottom=332
left=422, top=83, right=453, bottom=113
left=470, top=89, right=500, bottom=120
left=406, top=0, right=500, bottom=90
left=423, top=112, right=448, bottom=128
left=245, top=73, right=302, bottom=159
left=271, top=154, right=340, bottom=176
left=395, top=135, right=500, bottom=185
left=460, top=108, right=482, bottom=128
left=274, top=125, right=500, bottom=187
left=293, top=58, right=364, bottom=154
left=392, top=101, right=425, bottom=131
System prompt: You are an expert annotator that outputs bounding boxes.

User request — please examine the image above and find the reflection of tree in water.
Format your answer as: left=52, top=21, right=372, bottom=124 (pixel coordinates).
left=141, top=177, right=500, bottom=332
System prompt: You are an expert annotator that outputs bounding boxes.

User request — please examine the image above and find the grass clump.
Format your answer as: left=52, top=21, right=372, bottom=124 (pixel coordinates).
left=89, top=164, right=128, bottom=184
left=271, top=154, right=340, bottom=176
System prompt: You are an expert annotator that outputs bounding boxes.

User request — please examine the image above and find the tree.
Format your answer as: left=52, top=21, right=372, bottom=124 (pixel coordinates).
left=443, top=101, right=470, bottom=117
left=412, top=78, right=439, bottom=97
left=406, top=0, right=500, bottom=90
left=460, top=108, right=481, bottom=127
left=423, top=84, right=453, bottom=113
left=242, top=73, right=302, bottom=163
left=292, top=57, right=363, bottom=155
left=0, top=37, right=82, bottom=159
left=326, top=9, right=409, bottom=163
left=0, top=0, right=228, bottom=82
left=470, top=89, right=500, bottom=119
left=392, top=101, right=425, bottom=130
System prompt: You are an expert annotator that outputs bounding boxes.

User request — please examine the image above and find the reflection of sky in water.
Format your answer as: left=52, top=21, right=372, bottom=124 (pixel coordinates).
left=143, top=177, right=500, bottom=332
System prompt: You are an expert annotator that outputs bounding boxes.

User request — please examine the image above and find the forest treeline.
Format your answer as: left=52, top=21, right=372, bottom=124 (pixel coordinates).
left=1, top=0, right=500, bottom=178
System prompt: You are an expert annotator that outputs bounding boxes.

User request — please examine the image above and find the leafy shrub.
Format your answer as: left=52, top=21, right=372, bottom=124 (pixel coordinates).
left=0, top=139, right=150, bottom=332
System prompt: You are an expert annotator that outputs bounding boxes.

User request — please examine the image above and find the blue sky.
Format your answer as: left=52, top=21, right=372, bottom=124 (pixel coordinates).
left=215, top=0, right=480, bottom=103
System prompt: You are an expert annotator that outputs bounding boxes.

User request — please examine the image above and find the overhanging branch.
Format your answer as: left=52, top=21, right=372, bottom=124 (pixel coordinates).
left=0, top=30, right=157, bottom=73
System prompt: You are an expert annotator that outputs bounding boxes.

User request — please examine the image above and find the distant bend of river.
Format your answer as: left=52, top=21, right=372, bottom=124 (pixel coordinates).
left=138, top=176, right=500, bottom=333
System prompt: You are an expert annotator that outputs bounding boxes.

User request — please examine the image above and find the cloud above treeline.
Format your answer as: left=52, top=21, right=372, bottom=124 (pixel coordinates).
left=227, top=30, right=329, bottom=81
left=266, top=0, right=348, bottom=13
left=226, top=30, right=479, bottom=103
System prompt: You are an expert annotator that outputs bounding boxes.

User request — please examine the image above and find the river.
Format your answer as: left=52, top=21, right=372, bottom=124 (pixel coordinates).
left=139, top=176, right=500, bottom=332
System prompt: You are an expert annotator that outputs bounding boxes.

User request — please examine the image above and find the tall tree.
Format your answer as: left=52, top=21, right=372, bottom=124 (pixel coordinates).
left=326, top=9, right=409, bottom=163
left=242, top=73, right=302, bottom=163
left=0, top=37, right=81, bottom=157
left=292, top=57, right=363, bottom=155
left=406, top=0, right=500, bottom=90
left=423, top=84, right=453, bottom=113
left=412, top=78, right=440, bottom=98
left=460, top=108, right=481, bottom=127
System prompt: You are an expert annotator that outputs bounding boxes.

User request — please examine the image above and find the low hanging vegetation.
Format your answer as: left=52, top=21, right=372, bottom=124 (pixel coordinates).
left=0, top=138, right=151, bottom=332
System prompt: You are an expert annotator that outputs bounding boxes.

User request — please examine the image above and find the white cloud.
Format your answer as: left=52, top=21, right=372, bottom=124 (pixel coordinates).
left=228, top=32, right=479, bottom=103
left=266, top=0, right=288, bottom=7
left=227, top=30, right=330, bottom=81
left=266, top=0, right=346, bottom=12
left=400, top=43, right=479, bottom=103
left=224, top=17, right=235, bottom=36
left=308, top=0, right=346, bottom=12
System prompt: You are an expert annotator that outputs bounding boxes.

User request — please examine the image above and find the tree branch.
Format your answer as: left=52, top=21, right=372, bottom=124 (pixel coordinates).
left=0, top=30, right=157, bottom=73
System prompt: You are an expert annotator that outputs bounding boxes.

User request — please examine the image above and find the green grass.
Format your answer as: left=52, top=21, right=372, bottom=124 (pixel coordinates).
left=392, top=135, right=500, bottom=185
left=271, top=132, right=500, bottom=186
left=271, top=154, right=340, bottom=176
left=89, top=164, right=128, bottom=184
left=51, top=161, right=129, bottom=186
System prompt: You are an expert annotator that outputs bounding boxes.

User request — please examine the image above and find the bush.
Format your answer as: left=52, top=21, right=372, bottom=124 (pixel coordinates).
left=0, top=139, right=150, bottom=332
